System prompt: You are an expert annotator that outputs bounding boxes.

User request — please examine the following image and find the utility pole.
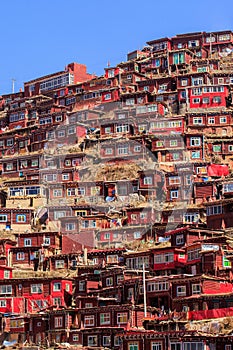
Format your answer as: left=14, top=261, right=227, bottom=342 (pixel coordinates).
left=12, top=78, right=16, bottom=93
left=143, top=262, right=147, bottom=317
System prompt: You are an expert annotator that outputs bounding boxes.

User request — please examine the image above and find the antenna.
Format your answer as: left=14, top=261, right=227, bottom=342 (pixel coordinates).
left=12, top=78, right=16, bottom=93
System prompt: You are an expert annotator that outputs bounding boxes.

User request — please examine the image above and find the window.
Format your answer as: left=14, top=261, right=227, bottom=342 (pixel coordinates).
left=134, top=232, right=141, bottom=239
left=85, top=303, right=93, bottom=308
left=190, top=137, right=201, bottom=146
left=58, top=130, right=65, bottom=138
left=88, top=335, right=97, bottom=346
left=73, top=335, right=79, bottom=342
left=169, top=176, right=181, bottom=185
left=24, top=238, right=31, bottom=247
left=117, top=275, right=124, bottom=284
left=68, top=126, right=75, bottom=135
left=183, top=342, right=204, bottom=350
left=213, top=145, right=221, bottom=152
left=192, top=77, right=203, bottom=85
left=66, top=223, right=75, bottom=231
left=170, top=190, right=178, bottom=199
left=100, top=313, right=110, bottom=325
left=193, top=117, right=203, bottom=125
left=206, top=205, right=222, bottom=216
left=134, top=145, right=141, bottom=152
left=126, top=98, right=135, bottom=105
left=67, top=188, right=75, bottom=196
left=218, top=34, right=231, bottom=41
left=31, top=284, right=43, bottom=294
left=208, top=117, right=215, bottom=124
left=193, top=98, right=200, bottom=104
left=192, top=88, right=202, bottom=95
left=0, top=300, right=6, bottom=307
left=220, top=116, right=227, bottom=123
left=104, top=126, right=111, bottom=134
left=177, top=285, right=186, bottom=296
left=20, top=160, right=28, bottom=169
left=65, top=159, right=71, bottom=166
left=55, top=115, right=62, bottom=122
left=154, top=253, right=174, bottom=264
left=103, top=336, right=111, bottom=346
left=43, top=174, right=57, bottom=182
left=183, top=213, right=199, bottom=223
left=79, top=281, right=85, bottom=291
left=176, top=234, right=184, bottom=245
left=180, top=91, right=186, bottom=99
left=53, top=282, right=61, bottom=291
left=225, top=346, right=232, bottom=350
left=213, top=96, right=221, bottom=103
left=147, top=282, right=169, bottom=292
left=0, top=285, right=12, bottom=294
left=7, top=139, right=13, bottom=146
left=4, top=270, right=10, bottom=279
left=62, top=173, right=69, bottom=180
left=26, top=186, right=40, bottom=196
left=54, top=316, right=63, bottom=328
left=84, top=315, right=94, bottom=327
left=191, top=150, right=201, bottom=159
left=188, top=248, right=201, bottom=261
left=128, top=343, right=139, bottom=350
left=202, top=97, right=210, bottom=104
left=192, top=284, right=201, bottom=294
left=53, top=297, right=61, bottom=306
left=31, top=159, right=39, bottom=167
left=55, top=260, right=64, bottom=269
left=6, top=163, right=13, bottom=171
left=114, top=336, right=121, bottom=346
left=118, top=146, right=129, bottom=155
left=117, top=312, right=128, bottom=324
left=143, top=176, right=152, bottom=185
left=0, top=215, right=7, bottom=222
left=181, top=79, right=188, bottom=86
left=39, top=117, right=52, bottom=125
left=106, top=277, right=113, bottom=286
left=156, top=141, right=164, bottom=147
left=54, top=211, right=66, bottom=220
left=173, top=52, right=185, bottom=64
left=229, top=145, right=233, bottom=152
left=16, top=252, right=25, bottom=261
left=170, top=140, right=178, bottom=147
left=151, top=343, right=162, bottom=350
left=43, top=237, right=50, bottom=246
left=77, top=187, right=85, bottom=196
left=116, top=124, right=129, bottom=133
left=105, top=148, right=113, bottom=155
left=53, top=189, right=62, bottom=197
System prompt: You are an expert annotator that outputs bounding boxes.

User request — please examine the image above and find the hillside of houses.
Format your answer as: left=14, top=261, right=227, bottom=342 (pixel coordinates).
left=0, top=30, right=233, bottom=349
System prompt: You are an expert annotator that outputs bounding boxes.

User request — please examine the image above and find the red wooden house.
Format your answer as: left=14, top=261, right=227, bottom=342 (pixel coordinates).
left=151, top=246, right=186, bottom=275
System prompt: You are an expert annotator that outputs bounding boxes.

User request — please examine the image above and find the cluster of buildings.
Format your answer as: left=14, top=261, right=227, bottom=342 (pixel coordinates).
left=0, top=30, right=233, bottom=348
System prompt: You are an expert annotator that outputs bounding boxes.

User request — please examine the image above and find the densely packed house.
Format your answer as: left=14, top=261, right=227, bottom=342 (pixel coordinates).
left=0, top=30, right=233, bottom=349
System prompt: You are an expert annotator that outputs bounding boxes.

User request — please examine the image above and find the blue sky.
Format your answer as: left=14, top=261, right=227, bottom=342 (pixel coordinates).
left=0, top=0, right=233, bottom=95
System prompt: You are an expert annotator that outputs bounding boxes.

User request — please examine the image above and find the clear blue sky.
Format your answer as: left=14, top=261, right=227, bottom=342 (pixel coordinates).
left=0, top=0, right=233, bottom=95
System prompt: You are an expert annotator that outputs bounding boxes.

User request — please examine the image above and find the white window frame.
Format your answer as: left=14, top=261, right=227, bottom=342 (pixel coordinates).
left=84, top=315, right=95, bottom=327
left=31, top=284, right=43, bottom=294
left=177, top=285, right=186, bottom=296
left=143, top=176, right=153, bottom=185
left=117, top=312, right=128, bottom=324
left=88, top=335, right=97, bottom=346
left=100, top=312, right=111, bottom=325
left=53, top=282, right=61, bottom=291
left=192, top=283, right=201, bottom=295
